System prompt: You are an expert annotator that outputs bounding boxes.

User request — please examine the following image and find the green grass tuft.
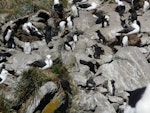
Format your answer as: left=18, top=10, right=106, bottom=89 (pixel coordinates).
left=51, top=64, right=68, bottom=78
left=14, top=68, right=56, bottom=107
left=0, top=93, right=12, bottom=113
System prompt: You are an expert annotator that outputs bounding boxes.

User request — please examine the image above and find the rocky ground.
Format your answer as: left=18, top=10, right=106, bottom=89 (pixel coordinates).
left=0, top=0, right=150, bottom=113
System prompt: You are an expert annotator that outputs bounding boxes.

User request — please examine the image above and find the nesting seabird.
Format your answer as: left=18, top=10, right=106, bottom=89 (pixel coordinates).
left=66, top=16, right=74, bottom=29
left=134, top=85, right=150, bottom=113
left=115, top=0, right=126, bottom=16
left=0, top=66, right=12, bottom=84
left=128, top=8, right=137, bottom=22
left=86, top=77, right=96, bottom=90
left=6, top=37, right=16, bottom=49
left=79, top=60, right=100, bottom=74
left=64, top=41, right=75, bottom=51
left=53, top=0, right=64, bottom=19
left=22, top=22, right=43, bottom=38
left=27, top=55, right=53, bottom=70
left=3, top=26, right=14, bottom=45
left=95, top=14, right=110, bottom=28
left=124, top=84, right=150, bottom=113
left=95, top=30, right=107, bottom=44
left=120, top=16, right=129, bottom=28
left=0, top=53, right=7, bottom=63
left=116, top=20, right=141, bottom=36
left=69, top=0, right=87, bottom=4
left=103, top=80, right=115, bottom=96
left=78, top=2, right=97, bottom=11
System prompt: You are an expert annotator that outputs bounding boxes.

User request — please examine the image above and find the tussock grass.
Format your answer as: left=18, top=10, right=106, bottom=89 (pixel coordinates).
left=0, top=93, right=12, bottom=113
left=0, top=0, right=68, bottom=21
left=14, top=68, right=58, bottom=108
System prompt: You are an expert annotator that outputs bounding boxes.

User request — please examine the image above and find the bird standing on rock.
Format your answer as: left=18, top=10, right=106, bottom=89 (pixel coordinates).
left=116, top=20, right=141, bottom=36
left=22, top=22, right=43, bottom=38
left=27, top=55, right=53, bottom=70
left=0, top=65, right=12, bottom=84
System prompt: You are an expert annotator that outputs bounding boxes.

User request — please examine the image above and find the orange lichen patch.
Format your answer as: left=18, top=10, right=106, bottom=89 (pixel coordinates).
left=42, top=91, right=65, bottom=113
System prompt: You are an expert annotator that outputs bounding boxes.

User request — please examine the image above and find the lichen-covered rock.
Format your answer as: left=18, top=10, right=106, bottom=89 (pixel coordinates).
left=20, top=82, right=58, bottom=113
left=99, top=47, right=150, bottom=90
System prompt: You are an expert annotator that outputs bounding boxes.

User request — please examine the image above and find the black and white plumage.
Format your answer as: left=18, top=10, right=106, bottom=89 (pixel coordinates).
left=95, top=14, right=110, bottom=28
left=0, top=55, right=7, bottom=64
left=86, top=77, right=96, bottom=90
left=12, top=17, right=28, bottom=32
left=37, top=11, right=51, bottom=23
left=103, top=80, right=115, bottom=96
left=128, top=8, right=137, bottom=23
left=6, top=37, right=16, bottom=49
left=59, top=20, right=67, bottom=31
left=0, top=52, right=11, bottom=63
left=92, top=10, right=110, bottom=27
left=66, top=16, right=74, bottom=29
left=120, top=16, right=129, bottom=28
left=124, top=84, right=150, bottom=113
left=135, top=85, right=150, bottom=113
left=79, top=60, right=100, bottom=74
left=64, top=41, right=75, bottom=51
left=0, top=65, right=11, bottom=84
left=22, top=22, right=43, bottom=38
left=116, top=20, right=141, bottom=36
left=115, top=0, right=126, bottom=16
left=53, top=0, right=64, bottom=19
left=92, top=44, right=104, bottom=59
left=78, top=2, right=97, bottom=11
left=69, top=0, right=87, bottom=4
left=27, top=55, right=53, bottom=70
left=95, top=30, right=107, bottom=44
left=3, top=26, right=14, bottom=45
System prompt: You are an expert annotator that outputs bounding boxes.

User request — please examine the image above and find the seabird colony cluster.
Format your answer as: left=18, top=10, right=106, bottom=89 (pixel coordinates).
left=0, top=0, right=150, bottom=112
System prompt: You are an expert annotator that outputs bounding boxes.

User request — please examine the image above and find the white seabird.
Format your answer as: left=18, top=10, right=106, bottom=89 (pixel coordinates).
left=3, top=26, right=13, bottom=45
left=116, top=20, right=141, bottom=36
left=78, top=2, right=97, bottom=11
left=0, top=68, right=11, bottom=84
left=53, top=0, right=64, bottom=18
left=66, top=16, right=74, bottom=29
left=22, top=22, right=42, bottom=37
left=27, top=55, right=53, bottom=70
left=115, top=0, right=126, bottom=16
